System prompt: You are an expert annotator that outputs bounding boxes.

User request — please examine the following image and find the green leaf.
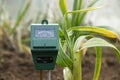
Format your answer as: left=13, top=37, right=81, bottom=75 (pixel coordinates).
left=97, top=26, right=120, bottom=35
left=77, top=0, right=103, bottom=25
left=77, top=12, right=87, bottom=25
left=59, top=29, right=65, bottom=40
left=93, top=47, right=102, bottom=80
left=72, top=0, right=83, bottom=26
left=69, top=26, right=120, bottom=39
left=64, top=6, right=102, bottom=28
left=56, top=41, right=73, bottom=70
left=80, top=38, right=120, bottom=62
left=74, top=35, right=91, bottom=51
left=59, top=0, right=67, bottom=16
left=66, top=6, right=102, bottom=14
left=73, top=0, right=82, bottom=11
left=10, top=0, right=32, bottom=35
left=88, top=0, right=99, bottom=7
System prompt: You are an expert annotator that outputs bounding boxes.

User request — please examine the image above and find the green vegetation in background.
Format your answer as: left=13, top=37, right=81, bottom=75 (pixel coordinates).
left=57, top=0, right=120, bottom=80
left=0, top=0, right=32, bottom=52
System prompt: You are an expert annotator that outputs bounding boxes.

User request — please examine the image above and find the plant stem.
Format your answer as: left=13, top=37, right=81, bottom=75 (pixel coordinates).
left=93, top=47, right=102, bottom=80
left=73, top=51, right=82, bottom=80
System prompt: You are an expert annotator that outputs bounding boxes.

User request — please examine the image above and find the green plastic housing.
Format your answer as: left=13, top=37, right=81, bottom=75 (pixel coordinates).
left=30, top=24, right=59, bottom=70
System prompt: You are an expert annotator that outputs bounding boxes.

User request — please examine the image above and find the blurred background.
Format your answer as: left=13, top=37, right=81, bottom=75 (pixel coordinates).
left=0, top=0, right=120, bottom=29
left=0, top=0, right=120, bottom=80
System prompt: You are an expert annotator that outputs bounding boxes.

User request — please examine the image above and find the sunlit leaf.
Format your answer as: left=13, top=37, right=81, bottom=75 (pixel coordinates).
left=69, top=26, right=120, bottom=39
left=97, top=26, right=120, bottom=35
left=80, top=38, right=120, bottom=62
left=79, top=38, right=120, bottom=80
left=74, top=35, right=89, bottom=51
left=59, top=0, right=67, bottom=16
left=66, top=6, right=102, bottom=14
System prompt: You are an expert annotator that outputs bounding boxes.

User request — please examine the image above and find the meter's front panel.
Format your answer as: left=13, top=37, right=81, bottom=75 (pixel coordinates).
left=31, top=24, right=59, bottom=51
left=30, top=24, right=59, bottom=70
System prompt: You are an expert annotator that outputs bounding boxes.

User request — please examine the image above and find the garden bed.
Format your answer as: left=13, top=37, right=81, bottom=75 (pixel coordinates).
left=0, top=48, right=120, bottom=80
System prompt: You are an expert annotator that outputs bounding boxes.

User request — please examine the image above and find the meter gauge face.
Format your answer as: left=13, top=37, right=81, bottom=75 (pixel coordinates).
left=35, top=28, right=54, bottom=38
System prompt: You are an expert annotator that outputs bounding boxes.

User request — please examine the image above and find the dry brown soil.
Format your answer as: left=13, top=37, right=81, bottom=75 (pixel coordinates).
left=0, top=48, right=120, bottom=80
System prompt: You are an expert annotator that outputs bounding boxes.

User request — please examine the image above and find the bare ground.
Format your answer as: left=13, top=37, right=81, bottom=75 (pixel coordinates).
left=0, top=48, right=120, bottom=80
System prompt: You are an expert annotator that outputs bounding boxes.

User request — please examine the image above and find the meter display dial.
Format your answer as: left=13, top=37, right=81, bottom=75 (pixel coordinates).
left=35, top=27, right=54, bottom=38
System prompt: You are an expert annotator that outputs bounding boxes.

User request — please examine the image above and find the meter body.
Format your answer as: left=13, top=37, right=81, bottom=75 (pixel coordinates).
left=30, top=23, right=59, bottom=70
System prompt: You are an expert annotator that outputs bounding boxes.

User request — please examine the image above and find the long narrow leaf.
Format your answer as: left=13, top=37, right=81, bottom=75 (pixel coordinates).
left=74, top=35, right=92, bottom=51
left=66, top=6, right=102, bottom=14
left=77, top=12, right=87, bottom=25
left=56, top=41, right=73, bottom=70
left=72, top=0, right=83, bottom=26
left=80, top=38, right=120, bottom=62
left=73, top=0, right=80, bottom=11
left=64, top=6, right=102, bottom=28
left=59, top=0, right=67, bottom=16
left=77, top=0, right=100, bottom=25
left=69, top=26, right=120, bottom=39
left=10, top=0, right=32, bottom=34
left=88, top=0, right=99, bottom=7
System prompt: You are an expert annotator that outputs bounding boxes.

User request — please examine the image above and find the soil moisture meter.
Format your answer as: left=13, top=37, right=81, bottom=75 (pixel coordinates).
left=30, top=20, right=59, bottom=70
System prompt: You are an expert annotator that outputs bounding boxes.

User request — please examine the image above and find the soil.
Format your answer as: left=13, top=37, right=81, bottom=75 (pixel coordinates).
left=0, top=48, right=120, bottom=80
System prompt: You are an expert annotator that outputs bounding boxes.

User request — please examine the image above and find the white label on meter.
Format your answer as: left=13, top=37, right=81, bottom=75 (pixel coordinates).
left=35, top=27, right=54, bottom=38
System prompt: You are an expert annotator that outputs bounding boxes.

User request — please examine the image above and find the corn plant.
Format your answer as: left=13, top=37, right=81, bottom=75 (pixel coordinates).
left=57, top=0, right=120, bottom=80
